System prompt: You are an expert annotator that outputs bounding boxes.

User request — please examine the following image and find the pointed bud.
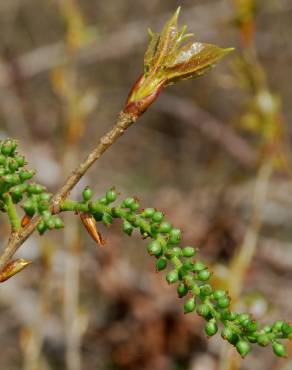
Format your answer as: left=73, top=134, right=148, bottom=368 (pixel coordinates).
left=0, top=259, right=31, bottom=283
left=80, top=212, right=105, bottom=246
left=21, top=214, right=31, bottom=227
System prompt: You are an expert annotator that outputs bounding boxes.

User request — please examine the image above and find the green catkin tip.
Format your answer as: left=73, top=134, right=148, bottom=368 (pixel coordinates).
left=123, top=221, right=133, bottom=236
left=159, top=221, right=172, bottom=233
left=143, top=208, right=155, bottom=218
left=272, top=342, right=287, bottom=357
left=147, top=240, right=162, bottom=256
left=152, top=211, right=164, bottom=223
left=23, top=200, right=36, bottom=217
left=184, top=297, right=195, bottom=313
left=182, top=246, right=196, bottom=257
left=238, top=313, right=250, bottom=325
left=197, top=269, right=211, bottom=282
left=205, top=320, right=218, bottom=336
left=236, top=340, right=251, bottom=358
left=105, top=188, right=117, bottom=203
left=82, top=187, right=92, bottom=201
left=19, top=170, right=35, bottom=181
left=156, top=257, right=168, bottom=271
left=177, top=283, right=188, bottom=298
left=166, top=269, right=179, bottom=284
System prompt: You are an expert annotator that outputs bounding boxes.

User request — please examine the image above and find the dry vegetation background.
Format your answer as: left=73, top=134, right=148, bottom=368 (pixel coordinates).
left=0, top=0, right=292, bottom=369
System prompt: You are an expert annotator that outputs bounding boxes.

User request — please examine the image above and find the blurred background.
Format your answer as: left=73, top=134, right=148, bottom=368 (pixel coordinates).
left=0, top=0, right=292, bottom=369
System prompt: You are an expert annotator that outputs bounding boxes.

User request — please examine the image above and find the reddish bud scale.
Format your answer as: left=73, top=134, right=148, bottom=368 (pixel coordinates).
left=0, top=259, right=31, bottom=282
left=21, top=214, right=31, bottom=227
left=80, top=212, right=105, bottom=246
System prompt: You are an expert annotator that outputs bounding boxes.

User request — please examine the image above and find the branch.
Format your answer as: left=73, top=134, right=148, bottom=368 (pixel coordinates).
left=0, top=111, right=137, bottom=270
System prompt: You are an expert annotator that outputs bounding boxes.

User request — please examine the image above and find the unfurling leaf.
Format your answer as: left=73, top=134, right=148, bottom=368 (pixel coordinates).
left=125, top=7, right=233, bottom=117
left=0, top=259, right=31, bottom=283
left=80, top=212, right=105, bottom=246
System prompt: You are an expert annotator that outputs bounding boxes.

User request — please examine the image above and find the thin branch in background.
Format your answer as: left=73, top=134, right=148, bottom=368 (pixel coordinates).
left=157, top=94, right=257, bottom=168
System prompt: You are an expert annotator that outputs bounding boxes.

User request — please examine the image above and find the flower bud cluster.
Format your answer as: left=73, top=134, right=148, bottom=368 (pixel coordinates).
left=60, top=187, right=292, bottom=358
left=0, top=139, right=63, bottom=233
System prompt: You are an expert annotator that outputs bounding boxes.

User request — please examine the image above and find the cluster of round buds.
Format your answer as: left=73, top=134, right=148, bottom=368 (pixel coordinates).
left=60, top=187, right=292, bottom=358
left=0, top=138, right=63, bottom=234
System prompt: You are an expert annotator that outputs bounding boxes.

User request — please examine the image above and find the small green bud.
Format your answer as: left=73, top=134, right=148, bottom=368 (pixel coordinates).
left=166, top=269, right=179, bottom=284
left=1, top=139, right=17, bottom=156
left=39, top=192, right=52, bottom=201
left=99, top=197, right=108, bottom=205
left=272, top=320, right=284, bottom=332
left=221, top=327, right=239, bottom=345
left=182, top=260, right=195, bottom=271
left=205, top=320, right=218, bottom=336
left=27, top=183, right=44, bottom=194
left=23, top=200, right=36, bottom=217
left=152, top=211, right=164, bottom=223
left=168, top=228, right=181, bottom=244
left=122, top=197, right=135, bottom=208
left=192, top=261, right=206, bottom=272
left=243, top=320, right=258, bottom=333
left=123, top=221, right=133, bottom=236
left=182, top=246, right=196, bottom=257
left=213, top=289, right=226, bottom=300
left=143, top=208, right=155, bottom=218
left=197, top=269, right=211, bottom=282
left=38, top=200, right=49, bottom=212
left=236, top=340, right=251, bottom=358
left=2, top=174, right=14, bottom=184
left=217, top=296, right=230, bottom=309
left=272, top=342, right=287, bottom=357
left=147, top=240, right=162, bottom=256
left=196, top=304, right=210, bottom=319
left=15, top=155, right=25, bottom=167
left=159, top=222, right=172, bottom=233
left=257, top=334, right=270, bottom=347
left=82, top=187, right=92, bottom=201
left=37, top=220, right=47, bottom=234
left=199, top=284, right=213, bottom=297
left=164, top=247, right=182, bottom=259
left=129, top=201, right=140, bottom=212
left=0, top=167, right=6, bottom=176
left=0, top=155, right=6, bottom=165
left=220, top=310, right=237, bottom=321
left=102, top=213, right=113, bottom=226
left=105, top=187, right=117, bottom=203
left=263, top=325, right=272, bottom=333
left=54, top=217, right=64, bottom=229
left=8, top=159, right=19, bottom=172
left=238, top=313, right=251, bottom=325
left=19, top=170, right=35, bottom=181
left=184, top=297, right=195, bottom=313
left=281, top=322, right=292, bottom=337
left=156, top=257, right=167, bottom=271
left=46, top=218, right=55, bottom=230
left=177, top=283, right=188, bottom=298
